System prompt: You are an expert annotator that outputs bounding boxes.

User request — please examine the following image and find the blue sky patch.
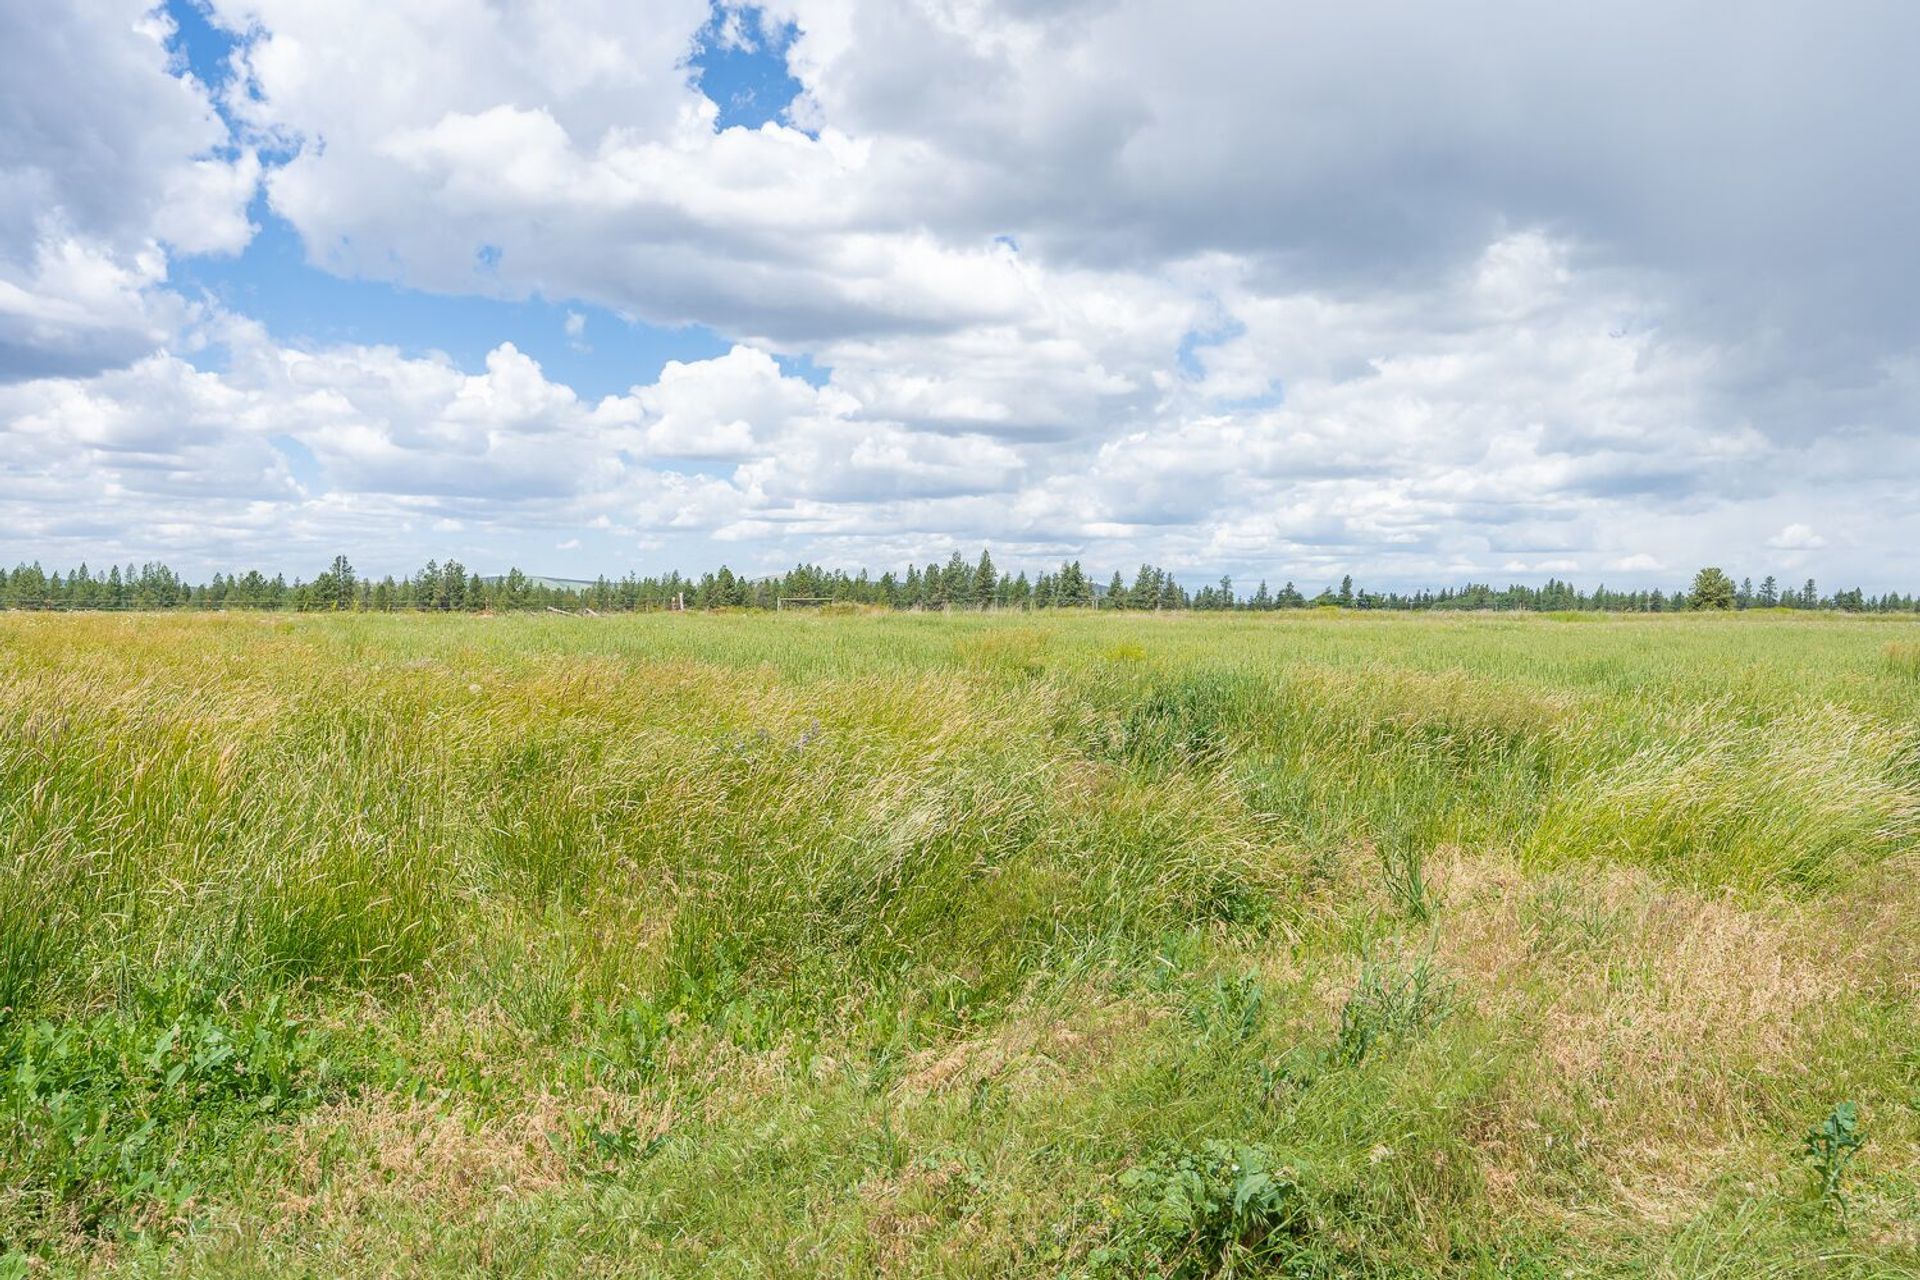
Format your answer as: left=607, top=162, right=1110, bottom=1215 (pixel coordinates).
left=171, top=203, right=733, bottom=399
left=1175, top=317, right=1246, bottom=380
left=269, top=433, right=326, bottom=495
left=157, top=0, right=740, bottom=400
left=690, top=4, right=805, bottom=132
left=165, top=1, right=240, bottom=101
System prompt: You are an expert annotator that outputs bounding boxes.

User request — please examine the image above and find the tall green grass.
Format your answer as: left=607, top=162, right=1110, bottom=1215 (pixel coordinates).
left=1, top=610, right=1915, bottom=1275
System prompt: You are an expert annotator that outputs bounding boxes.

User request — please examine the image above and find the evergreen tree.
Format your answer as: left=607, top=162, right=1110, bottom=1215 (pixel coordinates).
left=973, top=550, right=997, bottom=606
left=10, top=549, right=1916, bottom=620
left=311, top=554, right=358, bottom=610
left=440, top=560, right=468, bottom=610
left=944, top=551, right=972, bottom=605
left=1688, top=567, right=1736, bottom=611
left=1158, top=572, right=1185, bottom=610
left=1129, top=564, right=1157, bottom=609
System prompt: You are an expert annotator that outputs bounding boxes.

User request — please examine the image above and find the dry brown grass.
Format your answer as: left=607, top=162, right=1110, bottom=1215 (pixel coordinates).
left=1430, top=849, right=1864, bottom=1235
left=277, top=1084, right=670, bottom=1235
left=899, top=1000, right=1164, bottom=1101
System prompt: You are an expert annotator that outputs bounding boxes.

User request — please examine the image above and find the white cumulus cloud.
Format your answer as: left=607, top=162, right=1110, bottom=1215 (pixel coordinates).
left=6, top=1, right=1920, bottom=586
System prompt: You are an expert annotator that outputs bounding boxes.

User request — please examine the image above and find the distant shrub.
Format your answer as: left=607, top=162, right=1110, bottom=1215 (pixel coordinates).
left=1688, top=567, right=1737, bottom=611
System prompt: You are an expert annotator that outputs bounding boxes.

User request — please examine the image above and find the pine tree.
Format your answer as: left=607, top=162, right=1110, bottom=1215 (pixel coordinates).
left=973, top=550, right=997, bottom=607
left=1158, top=572, right=1184, bottom=610
left=1129, top=564, right=1157, bottom=609
left=441, top=560, right=468, bottom=610
left=328, top=555, right=357, bottom=610
left=944, top=551, right=972, bottom=605
left=1688, top=567, right=1736, bottom=610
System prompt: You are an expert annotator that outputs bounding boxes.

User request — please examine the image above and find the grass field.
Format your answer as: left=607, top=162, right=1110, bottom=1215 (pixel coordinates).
left=2, top=609, right=1917, bottom=1277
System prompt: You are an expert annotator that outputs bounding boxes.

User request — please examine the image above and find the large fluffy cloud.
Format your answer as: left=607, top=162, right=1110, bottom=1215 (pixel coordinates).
left=209, top=1, right=1920, bottom=353
left=0, top=1, right=256, bottom=380
left=5, top=1, right=1920, bottom=585
left=0, top=319, right=1034, bottom=568
left=7, top=234, right=1919, bottom=585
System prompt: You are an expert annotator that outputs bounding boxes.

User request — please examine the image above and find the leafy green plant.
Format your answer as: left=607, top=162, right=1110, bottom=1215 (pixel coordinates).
left=578, top=996, right=675, bottom=1084
left=1188, top=971, right=1266, bottom=1045
left=1378, top=839, right=1433, bottom=924
left=1093, top=1140, right=1310, bottom=1278
left=1332, top=955, right=1451, bottom=1068
left=1803, top=1101, right=1865, bottom=1223
left=561, top=1112, right=670, bottom=1179
left=0, top=993, right=337, bottom=1248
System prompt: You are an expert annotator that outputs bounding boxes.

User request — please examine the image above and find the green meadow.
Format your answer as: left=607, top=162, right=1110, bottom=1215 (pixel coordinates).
left=2, top=609, right=1916, bottom=1277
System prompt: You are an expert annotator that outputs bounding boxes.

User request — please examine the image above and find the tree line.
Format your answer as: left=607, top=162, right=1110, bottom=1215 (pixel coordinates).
left=0, top=554, right=1910, bottom=614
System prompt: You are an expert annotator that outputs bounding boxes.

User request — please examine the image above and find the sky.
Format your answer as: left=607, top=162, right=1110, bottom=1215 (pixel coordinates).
left=3, top=1, right=1919, bottom=590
